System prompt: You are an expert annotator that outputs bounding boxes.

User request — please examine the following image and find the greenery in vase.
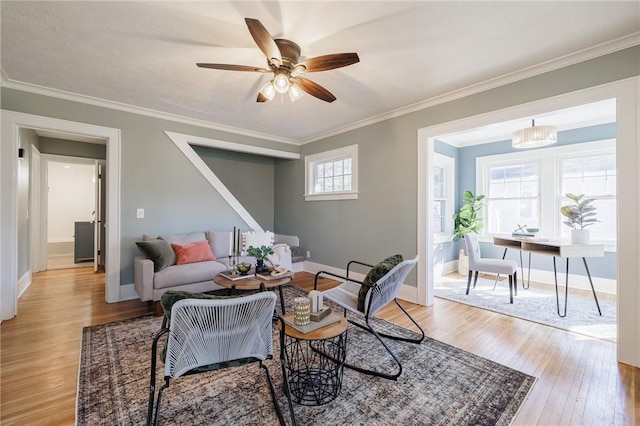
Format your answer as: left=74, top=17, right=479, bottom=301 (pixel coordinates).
left=560, top=193, right=598, bottom=230
left=453, top=190, right=485, bottom=241
left=246, top=245, right=274, bottom=262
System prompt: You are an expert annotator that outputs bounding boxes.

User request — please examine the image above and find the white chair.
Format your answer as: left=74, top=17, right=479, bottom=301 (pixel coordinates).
left=147, top=291, right=294, bottom=425
left=314, top=255, right=423, bottom=380
left=464, top=233, right=518, bottom=303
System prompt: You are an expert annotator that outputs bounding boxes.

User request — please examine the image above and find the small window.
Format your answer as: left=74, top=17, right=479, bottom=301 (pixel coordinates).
left=304, top=145, right=358, bottom=201
left=560, top=153, right=616, bottom=242
left=432, top=153, right=455, bottom=238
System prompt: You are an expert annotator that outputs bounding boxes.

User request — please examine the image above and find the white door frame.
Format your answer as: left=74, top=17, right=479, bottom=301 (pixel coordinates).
left=1, top=111, right=122, bottom=320
left=417, top=77, right=639, bottom=366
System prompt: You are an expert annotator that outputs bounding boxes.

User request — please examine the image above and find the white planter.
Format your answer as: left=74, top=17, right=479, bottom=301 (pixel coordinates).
left=571, top=229, right=590, bottom=244
left=458, top=249, right=469, bottom=275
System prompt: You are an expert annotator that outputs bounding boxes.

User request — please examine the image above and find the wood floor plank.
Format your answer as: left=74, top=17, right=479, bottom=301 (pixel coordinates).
left=1, top=269, right=638, bottom=425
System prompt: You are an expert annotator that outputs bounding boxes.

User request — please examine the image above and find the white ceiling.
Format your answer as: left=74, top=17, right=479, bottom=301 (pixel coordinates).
left=1, top=1, right=639, bottom=145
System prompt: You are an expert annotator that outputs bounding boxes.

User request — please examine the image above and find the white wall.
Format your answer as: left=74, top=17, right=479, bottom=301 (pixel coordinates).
left=47, top=160, right=95, bottom=243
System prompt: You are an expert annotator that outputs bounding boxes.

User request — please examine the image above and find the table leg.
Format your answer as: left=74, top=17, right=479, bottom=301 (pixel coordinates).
left=278, top=285, right=286, bottom=316
left=553, top=257, right=569, bottom=318
left=582, top=257, right=602, bottom=316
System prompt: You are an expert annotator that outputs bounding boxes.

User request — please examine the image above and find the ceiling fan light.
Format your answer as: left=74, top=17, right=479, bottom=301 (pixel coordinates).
left=273, top=73, right=290, bottom=94
left=288, top=84, right=304, bottom=102
left=259, top=82, right=276, bottom=100
left=512, top=119, right=557, bottom=149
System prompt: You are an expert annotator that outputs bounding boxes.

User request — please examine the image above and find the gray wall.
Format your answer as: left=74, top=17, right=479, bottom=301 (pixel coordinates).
left=193, top=146, right=276, bottom=231
left=1, top=88, right=297, bottom=285
left=275, top=45, right=640, bottom=286
left=39, top=137, right=106, bottom=159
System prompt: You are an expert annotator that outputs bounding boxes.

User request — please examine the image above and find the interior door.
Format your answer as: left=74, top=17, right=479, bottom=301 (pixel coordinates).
left=95, top=160, right=107, bottom=271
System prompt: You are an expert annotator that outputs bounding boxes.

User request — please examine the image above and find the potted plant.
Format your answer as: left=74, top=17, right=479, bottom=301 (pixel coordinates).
left=246, top=245, right=274, bottom=274
left=560, top=193, right=597, bottom=244
left=452, top=190, right=485, bottom=274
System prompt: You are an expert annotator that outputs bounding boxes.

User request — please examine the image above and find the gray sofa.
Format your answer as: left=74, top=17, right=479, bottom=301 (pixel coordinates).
left=134, top=230, right=301, bottom=302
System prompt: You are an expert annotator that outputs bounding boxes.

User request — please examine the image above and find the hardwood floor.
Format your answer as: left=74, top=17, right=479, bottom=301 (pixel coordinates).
left=1, top=269, right=638, bottom=425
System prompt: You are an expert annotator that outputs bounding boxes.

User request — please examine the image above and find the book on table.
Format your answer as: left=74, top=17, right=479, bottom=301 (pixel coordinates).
left=256, top=271, right=295, bottom=281
left=282, top=312, right=342, bottom=334
left=220, top=270, right=255, bottom=281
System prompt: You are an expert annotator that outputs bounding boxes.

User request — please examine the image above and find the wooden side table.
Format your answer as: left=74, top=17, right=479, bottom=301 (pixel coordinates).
left=278, top=313, right=348, bottom=406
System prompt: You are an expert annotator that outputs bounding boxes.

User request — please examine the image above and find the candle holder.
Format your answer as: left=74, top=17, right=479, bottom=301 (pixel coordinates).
left=293, top=297, right=311, bottom=326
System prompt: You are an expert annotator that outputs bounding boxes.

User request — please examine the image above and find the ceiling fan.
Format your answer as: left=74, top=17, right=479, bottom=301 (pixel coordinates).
left=196, top=18, right=359, bottom=103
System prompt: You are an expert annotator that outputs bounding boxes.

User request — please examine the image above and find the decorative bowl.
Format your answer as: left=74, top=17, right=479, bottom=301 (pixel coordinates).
left=526, top=227, right=539, bottom=233
left=236, top=262, right=252, bottom=275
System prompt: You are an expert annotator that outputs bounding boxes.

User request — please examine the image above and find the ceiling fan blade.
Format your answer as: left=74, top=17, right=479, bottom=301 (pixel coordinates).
left=245, top=18, right=282, bottom=68
left=294, top=53, right=359, bottom=73
left=292, top=77, right=336, bottom=103
left=256, top=92, right=269, bottom=102
left=196, top=63, right=270, bottom=73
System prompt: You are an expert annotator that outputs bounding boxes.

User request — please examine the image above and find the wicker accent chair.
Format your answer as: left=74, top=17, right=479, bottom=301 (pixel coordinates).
left=313, top=255, right=423, bottom=380
left=464, top=233, right=519, bottom=303
left=146, top=291, right=293, bottom=426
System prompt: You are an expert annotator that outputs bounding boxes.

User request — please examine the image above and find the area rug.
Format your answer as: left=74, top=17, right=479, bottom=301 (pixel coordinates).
left=77, top=286, right=535, bottom=425
left=434, top=275, right=616, bottom=342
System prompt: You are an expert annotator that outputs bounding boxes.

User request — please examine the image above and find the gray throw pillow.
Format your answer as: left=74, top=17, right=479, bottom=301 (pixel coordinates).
left=136, top=239, right=176, bottom=272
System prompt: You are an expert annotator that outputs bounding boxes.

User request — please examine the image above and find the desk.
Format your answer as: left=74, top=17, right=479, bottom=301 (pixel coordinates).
left=492, top=236, right=604, bottom=317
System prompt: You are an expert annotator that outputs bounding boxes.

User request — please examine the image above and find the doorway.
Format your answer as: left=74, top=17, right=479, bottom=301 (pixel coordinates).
left=417, top=79, right=639, bottom=366
left=1, top=111, right=122, bottom=321
left=38, top=155, right=106, bottom=271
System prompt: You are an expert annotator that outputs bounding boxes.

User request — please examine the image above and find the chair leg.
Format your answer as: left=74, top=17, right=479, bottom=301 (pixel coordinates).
left=152, top=379, right=169, bottom=426
left=473, top=271, right=479, bottom=288
left=508, top=275, right=513, bottom=304
left=261, top=362, right=290, bottom=426
left=466, top=270, right=473, bottom=294
left=278, top=318, right=298, bottom=426
left=342, top=316, right=403, bottom=381
left=373, top=299, right=425, bottom=344
left=147, top=328, right=169, bottom=426
left=513, top=270, right=518, bottom=297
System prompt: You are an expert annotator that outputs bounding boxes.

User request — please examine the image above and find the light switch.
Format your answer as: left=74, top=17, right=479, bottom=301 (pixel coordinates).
left=136, top=208, right=144, bottom=219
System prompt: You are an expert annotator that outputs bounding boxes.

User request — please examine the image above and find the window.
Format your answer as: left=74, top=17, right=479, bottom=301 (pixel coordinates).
left=478, top=139, right=616, bottom=244
left=486, top=162, right=540, bottom=234
left=304, top=145, right=358, bottom=201
left=560, top=153, right=616, bottom=242
left=432, top=153, right=455, bottom=238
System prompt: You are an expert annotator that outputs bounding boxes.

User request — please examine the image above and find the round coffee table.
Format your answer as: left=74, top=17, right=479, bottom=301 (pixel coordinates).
left=214, top=272, right=293, bottom=314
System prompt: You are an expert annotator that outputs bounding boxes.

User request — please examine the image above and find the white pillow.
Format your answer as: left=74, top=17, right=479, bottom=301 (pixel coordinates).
left=242, top=230, right=274, bottom=253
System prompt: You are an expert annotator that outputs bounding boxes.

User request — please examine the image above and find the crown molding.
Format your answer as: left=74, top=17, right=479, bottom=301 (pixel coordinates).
left=2, top=32, right=638, bottom=147
left=299, top=32, right=640, bottom=145
left=0, top=72, right=299, bottom=146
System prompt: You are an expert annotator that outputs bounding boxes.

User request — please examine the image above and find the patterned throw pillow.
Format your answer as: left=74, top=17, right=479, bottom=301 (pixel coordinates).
left=357, top=254, right=404, bottom=312
left=135, top=238, right=176, bottom=272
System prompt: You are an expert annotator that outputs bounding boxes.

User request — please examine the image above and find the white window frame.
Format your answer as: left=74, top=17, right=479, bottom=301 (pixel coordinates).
left=476, top=139, right=616, bottom=244
left=304, top=144, right=358, bottom=201
left=432, top=153, right=455, bottom=243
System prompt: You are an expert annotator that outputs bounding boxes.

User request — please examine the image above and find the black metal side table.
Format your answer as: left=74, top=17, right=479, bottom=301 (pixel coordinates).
left=278, top=313, right=348, bottom=406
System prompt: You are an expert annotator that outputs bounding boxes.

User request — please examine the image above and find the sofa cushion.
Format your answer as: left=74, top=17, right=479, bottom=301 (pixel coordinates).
left=154, top=261, right=227, bottom=289
left=160, top=232, right=207, bottom=245
left=172, top=240, right=216, bottom=265
left=207, top=230, right=232, bottom=259
left=135, top=239, right=176, bottom=272
left=357, top=254, right=404, bottom=312
left=242, top=230, right=274, bottom=253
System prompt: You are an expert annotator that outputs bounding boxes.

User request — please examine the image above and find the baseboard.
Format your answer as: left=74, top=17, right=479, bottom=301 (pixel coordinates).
left=17, top=270, right=32, bottom=298
left=302, top=261, right=418, bottom=303
left=433, top=260, right=458, bottom=277
left=119, top=283, right=140, bottom=301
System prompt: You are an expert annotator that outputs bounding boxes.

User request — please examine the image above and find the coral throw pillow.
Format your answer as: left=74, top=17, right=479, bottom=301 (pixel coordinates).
left=171, top=240, right=216, bottom=265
